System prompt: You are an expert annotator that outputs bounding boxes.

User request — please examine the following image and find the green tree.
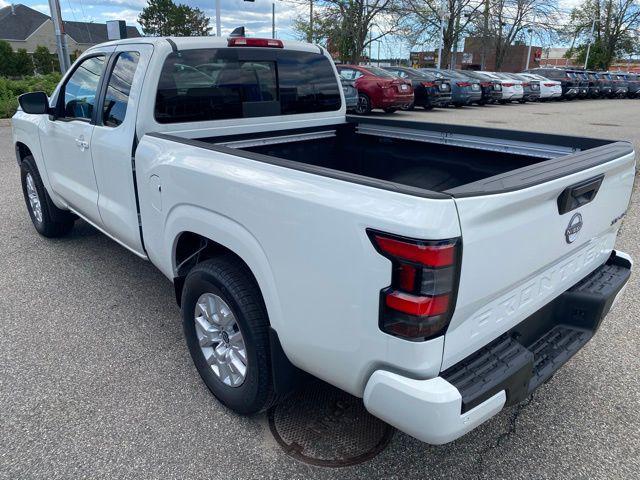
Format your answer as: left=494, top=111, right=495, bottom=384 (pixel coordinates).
left=0, top=40, right=15, bottom=77
left=32, top=46, right=55, bottom=74
left=138, top=0, right=211, bottom=36
left=13, top=49, right=33, bottom=76
left=565, top=0, right=640, bottom=70
left=293, top=0, right=402, bottom=63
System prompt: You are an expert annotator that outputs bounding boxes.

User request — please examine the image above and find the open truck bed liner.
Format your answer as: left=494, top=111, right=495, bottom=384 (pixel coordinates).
left=149, top=117, right=632, bottom=199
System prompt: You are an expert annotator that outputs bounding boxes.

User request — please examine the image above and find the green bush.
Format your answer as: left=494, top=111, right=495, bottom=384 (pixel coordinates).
left=0, top=73, right=61, bottom=118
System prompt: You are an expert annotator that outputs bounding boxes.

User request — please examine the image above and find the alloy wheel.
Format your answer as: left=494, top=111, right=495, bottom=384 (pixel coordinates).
left=25, top=173, right=42, bottom=223
left=194, top=292, right=248, bottom=387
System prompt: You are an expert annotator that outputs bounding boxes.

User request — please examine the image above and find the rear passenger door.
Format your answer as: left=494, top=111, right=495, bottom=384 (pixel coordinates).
left=91, top=44, right=153, bottom=256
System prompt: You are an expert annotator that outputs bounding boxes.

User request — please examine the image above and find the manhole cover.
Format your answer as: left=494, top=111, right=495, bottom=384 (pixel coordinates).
left=268, top=381, right=394, bottom=467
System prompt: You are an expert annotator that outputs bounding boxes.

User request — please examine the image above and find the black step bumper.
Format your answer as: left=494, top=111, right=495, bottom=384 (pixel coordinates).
left=442, top=251, right=632, bottom=413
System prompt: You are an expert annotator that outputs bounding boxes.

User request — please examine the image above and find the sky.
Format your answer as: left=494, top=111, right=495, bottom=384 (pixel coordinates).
left=4, top=0, right=582, bottom=57
left=4, top=0, right=307, bottom=39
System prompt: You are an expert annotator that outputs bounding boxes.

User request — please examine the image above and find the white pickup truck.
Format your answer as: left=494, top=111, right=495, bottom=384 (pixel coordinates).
left=12, top=36, right=635, bottom=445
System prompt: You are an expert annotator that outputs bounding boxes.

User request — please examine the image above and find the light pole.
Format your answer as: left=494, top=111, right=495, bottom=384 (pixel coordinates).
left=481, top=0, right=488, bottom=70
left=215, top=0, right=221, bottom=36
left=436, top=0, right=449, bottom=69
left=524, top=13, right=536, bottom=70
left=272, top=2, right=275, bottom=38
left=584, top=18, right=597, bottom=69
left=309, top=0, right=313, bottom=43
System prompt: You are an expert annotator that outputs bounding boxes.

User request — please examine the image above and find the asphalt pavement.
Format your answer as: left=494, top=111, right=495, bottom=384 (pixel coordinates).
left=1, top=99, right=639, bottom=479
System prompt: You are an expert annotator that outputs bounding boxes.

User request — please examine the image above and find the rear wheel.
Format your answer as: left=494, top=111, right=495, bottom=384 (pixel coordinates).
left=182, top=255, right=278, bottom=415
left=354, top=93, right=371, bottom=114
left=20, top=155, right=75, bottom=238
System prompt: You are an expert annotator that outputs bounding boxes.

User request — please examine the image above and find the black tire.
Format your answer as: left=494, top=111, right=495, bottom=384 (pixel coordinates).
left=20, top=155, right=75, bottom=238
left=383, top=108, right=397, bottom=113
left=354, top=93, right=371, bottom=114
left=182, top=255, right=278, bottom=415
left=422, top=103, right=434, bottom=110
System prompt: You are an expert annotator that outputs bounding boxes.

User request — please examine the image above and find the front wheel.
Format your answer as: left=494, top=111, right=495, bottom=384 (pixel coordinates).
left=182, top=255, right=278, bottom=415
left=20, top=155, right=75, bottom=237
left=354, top=93, right=371, bottom=114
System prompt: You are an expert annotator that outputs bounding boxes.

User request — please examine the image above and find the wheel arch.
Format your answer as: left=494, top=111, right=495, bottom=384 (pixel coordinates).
left=172, top=229, right=302, bottom=394
left=15, top=141, right=33, bottom=165
left=165, top=213, right=283, bottom=331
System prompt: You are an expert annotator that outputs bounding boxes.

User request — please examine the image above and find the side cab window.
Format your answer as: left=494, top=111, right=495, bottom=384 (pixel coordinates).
left=58, top=55, right=106, bottom=121
left=101, top=52, right=141, bottom=127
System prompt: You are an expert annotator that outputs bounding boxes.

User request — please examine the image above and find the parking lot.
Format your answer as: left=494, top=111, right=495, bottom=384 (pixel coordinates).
left=1, top=99, right=639, bottom=479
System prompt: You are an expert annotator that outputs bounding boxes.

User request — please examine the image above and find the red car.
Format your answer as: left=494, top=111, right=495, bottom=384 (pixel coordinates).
left=337, top=65, right=414, bottom=114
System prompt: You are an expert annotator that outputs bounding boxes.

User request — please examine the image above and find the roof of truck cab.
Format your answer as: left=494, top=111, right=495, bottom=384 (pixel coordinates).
left=86, top=36, right=323, bottom=54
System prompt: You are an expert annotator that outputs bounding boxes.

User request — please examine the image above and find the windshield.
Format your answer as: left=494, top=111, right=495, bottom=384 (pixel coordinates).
left=364, top=66, right=397, bottom=78
left=403, top=67, right=432, bottom=78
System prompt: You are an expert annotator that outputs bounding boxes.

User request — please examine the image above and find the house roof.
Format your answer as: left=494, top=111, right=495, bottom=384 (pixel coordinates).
left=0, top=3, right=140, bottom=43
left=0, top=3, right=49, bottom=40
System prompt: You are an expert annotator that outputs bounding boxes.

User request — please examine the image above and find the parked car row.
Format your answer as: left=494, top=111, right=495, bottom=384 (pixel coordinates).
left=337, top=64, right=639, bottom=114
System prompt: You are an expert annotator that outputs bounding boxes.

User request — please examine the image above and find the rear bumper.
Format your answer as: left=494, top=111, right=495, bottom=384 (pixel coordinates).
left=379, top=95, right=414, bottom=108
left=363, top=250, right=632, bottom=445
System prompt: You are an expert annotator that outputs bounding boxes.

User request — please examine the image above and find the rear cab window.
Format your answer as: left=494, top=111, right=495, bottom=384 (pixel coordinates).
left=155, top=48, right=341, bottom=123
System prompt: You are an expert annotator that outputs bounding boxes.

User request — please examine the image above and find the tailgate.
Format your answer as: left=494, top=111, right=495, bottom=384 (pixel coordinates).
left=441, top=144, right=635, bottom=369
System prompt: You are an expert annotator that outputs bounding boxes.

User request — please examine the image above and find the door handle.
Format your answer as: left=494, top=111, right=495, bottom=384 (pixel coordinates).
left=75, top=137, right=89, bottom=150
left=557, top=174, right=604, bottom=215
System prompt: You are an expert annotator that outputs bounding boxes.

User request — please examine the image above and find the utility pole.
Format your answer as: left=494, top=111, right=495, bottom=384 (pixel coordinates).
left=47, top=0, right=71, bottom=73
left=584, top=18, right=597, bottom=69
left=308, top=0, right=313, bottom=43
left=215, top=0, right=221, bottom=36
left=272, top=3, right=275, bottom=38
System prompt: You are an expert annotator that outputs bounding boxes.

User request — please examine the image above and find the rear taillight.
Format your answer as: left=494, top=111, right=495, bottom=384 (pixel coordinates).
left=227, top=37, right=284, bottom=48
left=522, top=82, right=530, bottom=87
left=456, top=81, right=471, bottom=87
left=368, top=230, right=461, bottom=340
left=421, top=81, right=436, bottom=87
left=502, top=82, right=514, bottom=87
left=481, top=82, right=491, bottom=87
left=544, top=83, right=555, bottom=87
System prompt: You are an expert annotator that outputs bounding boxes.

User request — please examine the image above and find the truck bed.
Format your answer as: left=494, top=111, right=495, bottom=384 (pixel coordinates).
left=185, top=118, right=624, bottom=197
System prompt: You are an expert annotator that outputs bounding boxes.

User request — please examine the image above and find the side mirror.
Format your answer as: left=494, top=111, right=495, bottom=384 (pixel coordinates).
left=18, top=91, right=51, bottom=115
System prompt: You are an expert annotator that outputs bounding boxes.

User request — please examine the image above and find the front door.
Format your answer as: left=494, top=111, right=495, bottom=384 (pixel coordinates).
left=40, top=50, right=113, bottom=226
